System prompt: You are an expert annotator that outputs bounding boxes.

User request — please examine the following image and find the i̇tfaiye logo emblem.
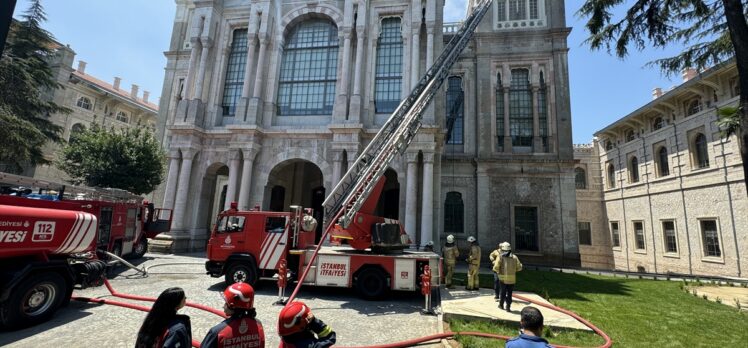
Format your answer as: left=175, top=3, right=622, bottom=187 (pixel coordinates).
left=225, top=235, right=232, bottom=244
left=239, top=319, right=248, bottom=334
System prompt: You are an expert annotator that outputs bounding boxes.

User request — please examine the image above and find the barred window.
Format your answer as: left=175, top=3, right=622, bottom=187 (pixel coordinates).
left=509, top=0, right=527, bottom=20
left=446, top=76, right=464, bottom=144
left=634, top=221, right=645, bottom=251
left=611, top=221, right=620, bottom=247
left=662, top=221, right=677, bottom=253
left=221, top=29, right=248, bottom=116
left=538, top=71, right=548, bottom=151
left=509, top=69, right=532, bottom=147
left=630, top=156, right=639, bottom=183
left=652, top=117, right=665, bottom=131
left=578, top=222, right=591, bottom=246
left=625, top=129, right=635, bottom=142
left=497, top=1, right=506, bottom=21
left=529, top=0, right=539, bottom=19
left=657, top=147, right=670, bottom=177
left=694, top=133, right=710, bottom=169
left=277, top=19, right=339, bottom=116
left=444, top=192, right=464, bottom=233
left=375, top=18, right=403, bottom=114
left=686, top=99, right=701, bottom=116
left=514, top=206, right=538, bottom=251
left=575, top=168, right=587, bottom=189
left=76, top=96, right=92, bottom=110
left=607, top=163, right=616, bottom=188
left=700, top=220, right=721, bottom=257
left=496, top=73, right=504, bottom=149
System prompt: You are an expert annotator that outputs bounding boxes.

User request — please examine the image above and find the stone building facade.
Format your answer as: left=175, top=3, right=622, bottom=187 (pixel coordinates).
left=13, top=44, right=160, bottom=183
left=156, top=0, right=579, bottom=266
left=590, top=61, right=746, bottom=278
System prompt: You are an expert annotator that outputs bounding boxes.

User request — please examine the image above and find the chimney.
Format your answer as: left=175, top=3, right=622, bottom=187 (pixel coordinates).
left=143, top=91, right=150, bottom=103
left=130, top=84, right=139, bottom=99
left=682, top=68, right=698, bottom=82
left=113, top=77, right=122, bottom=90
left=77, top=60, right=87, bottom=74
left=652, top=87, right=663, bottom=100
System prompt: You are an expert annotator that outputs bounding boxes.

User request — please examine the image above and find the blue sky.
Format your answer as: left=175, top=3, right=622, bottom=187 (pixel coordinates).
left=13, top=0, right=684, bottom=144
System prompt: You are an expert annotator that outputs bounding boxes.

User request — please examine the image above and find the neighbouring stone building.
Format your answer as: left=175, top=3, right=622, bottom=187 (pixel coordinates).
left=156, top=0, right=579, bottom=266
left=10, top=43, right=160, bottom=183
left=574, top=143, right=614, bottom=270
left=579, top=60, right=747, bottom=278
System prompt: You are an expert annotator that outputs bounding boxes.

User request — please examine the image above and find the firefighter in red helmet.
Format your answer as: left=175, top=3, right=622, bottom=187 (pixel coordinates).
left=200, top=283, right=265, bottom=348
left=278, top=301, right=336, bottom=348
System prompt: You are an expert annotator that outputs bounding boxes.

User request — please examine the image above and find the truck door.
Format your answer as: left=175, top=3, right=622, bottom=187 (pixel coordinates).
left=211, top=215, right=247, bottom=261
left=122, top=207, right=137, bottom=254
left=257, top=215, right=289, bottom=270
left=98, top=207, right=113, bottom=250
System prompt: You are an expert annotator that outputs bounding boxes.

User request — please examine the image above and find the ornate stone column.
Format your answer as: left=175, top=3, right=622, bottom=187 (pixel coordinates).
left=237, top=148, right=258, bottom=211
left=332, top=151, right=343, bottom=189
left=252, top=35, right=268, bottom=100
left=184, top=38, right=201, bottom=100
left=426, top=26, right=434, bottom=70
left=162, top=150, right=181, bottom=210
left=224, top=150, right=241, bottom=210
left=194, top=37, right=213, bottom=101
left=404, top=152, right=419, bottom=245
left=172, top=149, right=196, bottom=230
left=335, top=30, right=353, bottom=119
left=241, top=35, right=258, bottom=99
left=420, top=152, right=434, bottom=247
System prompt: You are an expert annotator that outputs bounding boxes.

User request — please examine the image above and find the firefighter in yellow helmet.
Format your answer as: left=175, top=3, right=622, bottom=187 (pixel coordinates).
left=466, top=236, right=481, bottom=290
left=442, top=234, right=459, bottom=288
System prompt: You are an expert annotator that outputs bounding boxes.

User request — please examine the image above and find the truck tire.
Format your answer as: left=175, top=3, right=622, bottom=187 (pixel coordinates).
left=355, top=267, right=389, bottom=300
left=129, top=237, right=148, bottom=259
left=0, top=272, right=67, bottom=330
left=225, top=262, right=258, bottom=286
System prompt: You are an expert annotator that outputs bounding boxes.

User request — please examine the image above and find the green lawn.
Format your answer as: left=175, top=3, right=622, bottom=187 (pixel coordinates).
left=448, top=271, right=747, bottom=347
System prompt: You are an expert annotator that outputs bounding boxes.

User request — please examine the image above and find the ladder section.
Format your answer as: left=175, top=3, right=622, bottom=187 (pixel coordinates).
left=322, top=0, right=494, bottom=230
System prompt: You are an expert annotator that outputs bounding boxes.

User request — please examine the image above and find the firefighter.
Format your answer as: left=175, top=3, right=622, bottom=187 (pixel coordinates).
left=135, top=287, right=191, bottom=348
left=493, top=242, right=523, bottom=312
left=466, top=236, right=481, bottom=290
left=443, top=234, right=459, bottom=288
left=200, top=283, right=265, bottom=348
left=488, top=242, right=503, bottom=301
left=278, top=301, right=336, bottom=348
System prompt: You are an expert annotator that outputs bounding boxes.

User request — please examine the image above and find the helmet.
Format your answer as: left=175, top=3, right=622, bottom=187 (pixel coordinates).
left=446, top=235, right=455, bottom=243
left=500, top=242, right=512, bottom=251
left=426, top=241, right=434, bottom=246
left=467, top=236, right=476, bottom=243
left=278, top=301, right=311, bottom=336
left=223, top=283, right=254, bottom=309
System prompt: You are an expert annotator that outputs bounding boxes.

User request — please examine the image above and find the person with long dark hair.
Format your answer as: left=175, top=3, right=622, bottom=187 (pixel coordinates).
left=200, top=283, right=264, bottom=348
left=135, top=287, right=191, bottom=348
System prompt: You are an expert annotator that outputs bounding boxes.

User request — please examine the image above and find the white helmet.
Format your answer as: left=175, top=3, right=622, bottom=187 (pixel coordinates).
left=467, top=236, right=476, bottom=243
left=446, top=234, right=455, bottom=243
left=426, top=241, right=434, bottom=246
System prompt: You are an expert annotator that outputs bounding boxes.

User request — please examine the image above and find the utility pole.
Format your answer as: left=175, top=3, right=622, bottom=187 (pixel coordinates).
left=0, top=0, right=18, bottom=56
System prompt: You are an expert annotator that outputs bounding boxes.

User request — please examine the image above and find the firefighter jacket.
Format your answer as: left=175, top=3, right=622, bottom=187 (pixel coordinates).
left=200, top=313, right=265, bottom=348
left=443, top=243, right=460, bottom=265
left=493, top=252, right=523, bottom=284
left=467, top=244, right=481, bottom=266
left=279, top=318, right=336, bottom=348
left=488, top=249, right=501, bottom=264
left=154, top=315, right=192, bottom=348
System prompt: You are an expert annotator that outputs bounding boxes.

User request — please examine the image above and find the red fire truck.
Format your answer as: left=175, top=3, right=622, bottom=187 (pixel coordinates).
left=205, top=178, right=440, bottom=300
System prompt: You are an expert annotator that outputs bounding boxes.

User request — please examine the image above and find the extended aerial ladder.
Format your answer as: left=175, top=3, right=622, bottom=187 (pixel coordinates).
left=321, top=0, right=494, bottom=243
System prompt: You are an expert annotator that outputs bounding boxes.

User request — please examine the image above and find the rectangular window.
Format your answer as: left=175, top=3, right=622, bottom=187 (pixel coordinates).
left=221, top=29, right=248, bottom=116
left=662, top=220, right=677, bottom=254
left=611, top=221, right=620, bottom=248
left=634, top=221, right=645, bottom=251
left=217, top=216, right=246, bottom=233
left=446, top=77, right=464, bottom=144
left=578, top=222, right=591, bottom=246
left=497, top=1, right=506, bottom=21
left=700, top=220, right=721, bottom=257
left=529, top=0, right=539, bottom=19
left=514, top=206, right=538, bottom=251
left=375, top=18, right=403, bottom=114
left=509, top=0, right=527, bottom=20
left=509, top=69, right=533, bottom=147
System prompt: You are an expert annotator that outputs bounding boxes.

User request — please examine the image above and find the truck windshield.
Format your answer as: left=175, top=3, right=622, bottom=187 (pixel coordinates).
left=265, top=216, right=287, bottom=233
left=216, top=216, right=245, bottom=233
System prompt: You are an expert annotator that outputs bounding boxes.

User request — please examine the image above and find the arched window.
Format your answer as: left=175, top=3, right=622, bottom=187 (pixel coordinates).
left=538, top=71, right=548, bottom=151
left=575, top=167, right=587, bottom=189
left=625, top=129, right=635, bottom=142
left=630, top=156, right=639, bottom=183
left=657, top=147, right=670, bottom=176
left=652, top=117, right=665, bottom=131
left=277, top=19, right=339, bottom=116
left=444, top=192, right=464, bottom=233
left=116, top=111, right=129, bottom=123
left=686, top=99, right=701, bottom=116
left=607, top=163, right=616, bottom=188
left=70, top=123, right=85, bottom=142
left=605, top=141, right=613, bottom=151
left=509, top=69, right=532, bottom=147
left=76, top=96, right=91, bottom=110
left=221, top=29, right=248, bottom=116
left=446, top=76, right=464, bottom=144
left=496, top=72, right=504, bottom=149
left=694, top=133, right=710, bottom=169
left=374, top=17, right=403, bottom=114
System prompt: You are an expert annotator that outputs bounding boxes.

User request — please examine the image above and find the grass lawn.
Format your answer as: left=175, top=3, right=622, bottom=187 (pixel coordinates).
left=448, top=271, right=747, bottom=347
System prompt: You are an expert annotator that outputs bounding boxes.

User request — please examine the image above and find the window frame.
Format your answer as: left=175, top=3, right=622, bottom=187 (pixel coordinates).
left=698, top=218, right=724, bottom=261
left=629, top=156, right=639, bottom=183
left=633, top=221, right=646, bottom=252
left=509, top=68, right=533, bottom=147
left=221, top=28, right=249, bottom=117
left=574, top=167, right=587, bottom=190
left=607, top=163, right=616, bottom=189
left=116, top=111, right=129, bottom=124
left=444, top=191, right=465, bottom=234
left=374, top=17, right=403, bottom=114
left=445, top=76, right=464, bottom=145
left=512, top=205, right=540, bottom=253
left=661, top=220, right=678, bottom=256
left=76, top=96, right=92, bottom=110
left=692, top=133, right=710, bottom=169
left=610, top=221, right=621, bottom=249
left=578, top=221, right=592, bottom=246
left=656, top=146, right=670, bottom=177
left=652, top=117, right=665, bottom=131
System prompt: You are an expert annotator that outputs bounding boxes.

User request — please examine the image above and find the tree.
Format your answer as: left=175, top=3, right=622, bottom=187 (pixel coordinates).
left=579, top=0, right=748, bottom=196
left=0, top=0, right=67, bottom=170
left=59, top=123, right=166, bottom=195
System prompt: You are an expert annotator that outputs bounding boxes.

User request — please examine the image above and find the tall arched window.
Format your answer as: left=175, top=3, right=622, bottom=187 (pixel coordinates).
left=444, top=192, right=464, bottom=233
left=625, top=129, right=635, bottom=142
left=538, top=71, right=548, bottom=151
left=686, top=99, right=701, bottom=116
left=76, top=96, right=91, bottom=110
left=509, top=69, right=532, bottom=147
left=446, top=76, right=464, bottom=144
left=277, top=19, right=339, bottom=116
left=657, top=147, right=670, bottom=176
left=221, top=29, right=248, bottom=116
left=630, top=156, right=639, bottom=183
left=607, top=163, right=616, bottom=188
left=496, top=72, right=504, bottom=149
left=575, top=167, right=587, bottom=189
left=375, top=17, right=403, bottom=114
left=694, top=133, right=709, bottom=168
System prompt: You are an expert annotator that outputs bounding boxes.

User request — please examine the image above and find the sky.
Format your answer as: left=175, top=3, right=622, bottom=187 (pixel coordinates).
left=13, top=0, right=685, bottom=144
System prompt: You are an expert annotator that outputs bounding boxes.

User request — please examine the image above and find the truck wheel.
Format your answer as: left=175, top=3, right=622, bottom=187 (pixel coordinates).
left=0, top=273, right=66, bottom=330
left=226, top=262, right=258, bottom=286
left=355, top=267, right=389, bottom=300
left=129, top=237, right=148, bottom=259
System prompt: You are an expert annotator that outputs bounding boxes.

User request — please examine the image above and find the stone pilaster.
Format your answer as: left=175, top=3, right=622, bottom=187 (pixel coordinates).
left=224, top=150, right=241, bottom=210
left=237, top=147, right=258, bottom=211
left=404, top=151, right=419, bottom=245
left=420, top=152, right=434, bottom=247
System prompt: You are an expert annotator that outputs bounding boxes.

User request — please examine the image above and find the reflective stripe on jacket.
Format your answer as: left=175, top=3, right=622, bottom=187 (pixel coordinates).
left=492, top=253, right=522, bottom=284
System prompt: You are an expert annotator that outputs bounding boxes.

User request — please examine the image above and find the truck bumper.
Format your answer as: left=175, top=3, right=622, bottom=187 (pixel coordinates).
left=205, top=261, right=224, bottom=277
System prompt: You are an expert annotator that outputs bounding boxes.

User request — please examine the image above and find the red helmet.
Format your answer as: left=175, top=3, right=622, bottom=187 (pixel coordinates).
left=223, top=283, right=254, bottom=309
left=278, top=301, right=311, bottom=336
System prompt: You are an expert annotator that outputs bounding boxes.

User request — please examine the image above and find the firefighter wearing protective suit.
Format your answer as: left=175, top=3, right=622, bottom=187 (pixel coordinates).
left=200, top=283, right=265, bottom=348
left=493, top=242, right=523, bottom=312
left=443, top=235, right=459, bottom=288
left=278, top=301, right=336, bottom=348
left=466, top=236, right=481, bottom=290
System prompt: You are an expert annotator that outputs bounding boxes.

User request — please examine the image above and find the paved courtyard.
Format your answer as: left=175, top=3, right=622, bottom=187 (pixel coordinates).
left=0, top=253, right=441, bottom=348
